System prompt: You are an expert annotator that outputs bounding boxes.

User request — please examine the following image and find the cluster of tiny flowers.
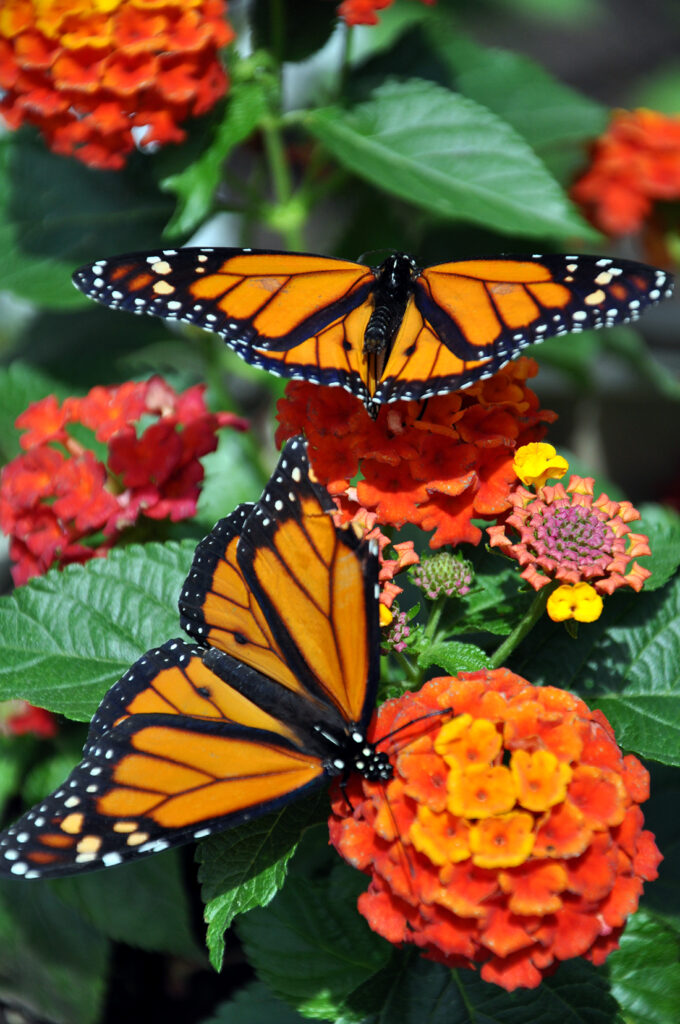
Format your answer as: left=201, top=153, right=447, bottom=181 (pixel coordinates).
left=329, top=669, right=662, bottom=991
left=487, top=469, right=651, bottom=622
left=382, top=608, right=411, bottom=653
left=0, top=0, right=233, bottom=169
left=0, top=376, right=248, bottom=585
left=338, top=0, right=434, bottom=26
left=412, top=551, right=473, bottom=599
left=277, top=359, right=556, bottom=549
left=572, top=108, right=680, bottom=236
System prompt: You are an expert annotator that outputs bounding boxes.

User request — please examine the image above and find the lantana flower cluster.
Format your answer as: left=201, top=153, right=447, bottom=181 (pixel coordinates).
left=330, top=669, right=662, bottom=991
left=487, top=463, right=651, bottom=623
left=0, top=0, right=233, bottom=169
left=338, top=0, right=434, bottom=26
left=0, top=699, right=56, bottom=738
left=0, top=376, right=247, bottom=585
left=572, top=108, right=680, bottom=237
left=335, top=503, right=419, bottom=611
left=277, top=358, right=556, bottom=549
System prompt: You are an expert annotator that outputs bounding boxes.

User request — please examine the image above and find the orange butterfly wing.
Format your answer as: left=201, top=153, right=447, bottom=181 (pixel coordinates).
left=0, top=438, right=382, bottom=877
left=374, top=255, right=672, bottom=405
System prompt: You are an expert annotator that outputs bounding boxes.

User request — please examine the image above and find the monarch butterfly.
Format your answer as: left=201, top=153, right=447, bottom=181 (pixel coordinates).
left=0, top=437, right=392, bottom=878
left=72, top=248, right=673, bottom=417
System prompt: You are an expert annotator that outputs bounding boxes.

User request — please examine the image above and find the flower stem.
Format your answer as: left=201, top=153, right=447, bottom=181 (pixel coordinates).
left=488, top=587, right=552, bottom=669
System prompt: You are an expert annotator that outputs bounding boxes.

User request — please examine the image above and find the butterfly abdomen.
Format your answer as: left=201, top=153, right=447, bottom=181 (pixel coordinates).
left=364, top=254, right=418, bottom=355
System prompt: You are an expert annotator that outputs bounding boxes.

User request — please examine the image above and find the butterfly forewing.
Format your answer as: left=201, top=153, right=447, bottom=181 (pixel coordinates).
left=0, top=437, right=382, bottom=877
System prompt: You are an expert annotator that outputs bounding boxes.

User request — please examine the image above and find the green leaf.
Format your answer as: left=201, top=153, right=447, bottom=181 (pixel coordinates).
left=196, top=430, right=267, bottom=530
left=235, top=864, right=391, bottom=1020
left=636, top=503, right=680, bottom=592
left=0, top=133, right=172, bottom=309
left=607, top=910, right=680, bottom=1024
left=162, top=74, right=271, bottom=238
left=0, top=540, right=195, bottom=720
left=202, top=980, right=309, bottom=1024
left=306, top=80, right=595, bottom=240
left=325, top=950, right=618, bottom=1024
left=456, top=548, right=533, bottom=637
left=0, top=877, right=108, bottom=1024
left=602, top=326, right=680, bottom=401
left=199, top=791, right=328, bottom=972
left=436, top=34, right=607, bottom=177
left=53, top=850, right=202, bottom=961
left=0, top=361, right=71, bottom=462
left=417, top=640, right=491, bottom=674
left=512, top=573, right=680, bottom=766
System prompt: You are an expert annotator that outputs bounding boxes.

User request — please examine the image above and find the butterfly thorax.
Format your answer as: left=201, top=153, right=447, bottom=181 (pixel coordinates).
left=314, top=722, right=393, bottom=782
left=364, top=254, right=418, bottom=356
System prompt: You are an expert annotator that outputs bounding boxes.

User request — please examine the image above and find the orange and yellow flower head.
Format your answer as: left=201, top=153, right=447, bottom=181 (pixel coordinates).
left=329, top=670, right=661, bottom=991
left=0, top=0, right=233, bottom=168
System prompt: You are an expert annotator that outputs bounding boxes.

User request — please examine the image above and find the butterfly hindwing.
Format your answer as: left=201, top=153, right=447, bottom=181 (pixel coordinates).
left=73, top=248, right=673, bottom=413
left=0, top=639, right=327, bottom=878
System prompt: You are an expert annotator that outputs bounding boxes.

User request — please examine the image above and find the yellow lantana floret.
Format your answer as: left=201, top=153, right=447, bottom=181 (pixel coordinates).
left=513, top=442, right=569, bottom=489
left=469, top=812, right=536, bottom=868
left=410, top=806, right=471, bottom=866
left=547, top=581, right=604, bottom=623
left=448, top=764, right=517, bottom=819
left=434, top=714, right=502, bottom=772
left=511, top=749, right=572, bottom=812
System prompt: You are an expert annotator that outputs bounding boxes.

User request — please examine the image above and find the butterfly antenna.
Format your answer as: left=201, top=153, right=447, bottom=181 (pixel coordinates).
left=375, top=706, right=454, bottom=753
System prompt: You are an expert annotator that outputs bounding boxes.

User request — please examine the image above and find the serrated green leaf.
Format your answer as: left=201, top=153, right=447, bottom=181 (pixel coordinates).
left=333, top=950, right=619, bottom=1024
left=417, top=640, right=491, bottom=674
left=199, top=791, right=328, bottom=972
left=456, top=548, right=533, bottom=637
left=0, top=877, right=108, bottom=1024
left=162, top=76, right=271, bottom=237
left=306, top=80, right=595, bottom=240
left=512, top=573, right=680, bottom=765
left=607, top=910, right=680, bottom=1024
left=53, top=850, right=202, bottom=961
left=436, top=34, right=607, bottom=175
left=636, top=503, right=680, bottom=592
left=236, top=864, right=391, bottom=1019
left=0, top=361, right=70, bottom=463
left=0, top=540, right=195, bottom=720
left=202, top=980, right=310, bottom=1024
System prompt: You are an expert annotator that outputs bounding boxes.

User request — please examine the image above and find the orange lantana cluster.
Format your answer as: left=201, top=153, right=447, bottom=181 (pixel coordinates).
left=277, top=359, right=555, bottom=549
left=0, top=0, right=232, bottom=169
left=329, top=669, right=662, bottom=991
left=572, top=108, right=680, bottom=236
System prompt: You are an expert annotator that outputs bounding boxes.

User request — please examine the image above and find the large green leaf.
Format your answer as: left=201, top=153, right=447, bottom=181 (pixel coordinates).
left=636, top=503, right=680, bottom=592
left=607, top=911, right=680, bottom=1024
left=53, top=850, right=203, bottom=961
left=512, top=574, right=680, bottom=765
left=199, top=792, right=328, bottom=972
left=0, top=877, right=108, bottom=1024
left=236, top=864, right=391, bottom=1020
left=306, top=80, right=595, bottom=240
left=0, top=540, right=195, bottom=720
left=417, top=640, right=491, bottom=674
left=203, top=981, right=309, bottom=1024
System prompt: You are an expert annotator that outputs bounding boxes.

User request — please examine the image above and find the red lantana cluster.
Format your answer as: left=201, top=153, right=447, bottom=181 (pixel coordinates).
left=0, top=376, right=247, bottom=585
left=572, top=108, right=680, bottom=236
left=0, top=0, right=233, bottom=170
left=0, top=699, right=57, bottom=738
left=338, top=0, right=435, bottom=26
left=330, top=669, right=662, bottom=991
left=277, top=359, right=556, bottom=548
